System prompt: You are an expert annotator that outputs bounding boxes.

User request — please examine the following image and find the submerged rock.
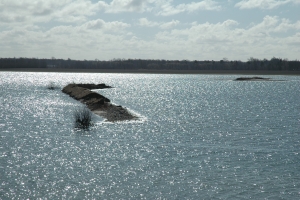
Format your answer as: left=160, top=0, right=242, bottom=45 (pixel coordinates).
left=62, top=83, right=137, bottom=122
left=234, top=77, right=270, bottom=81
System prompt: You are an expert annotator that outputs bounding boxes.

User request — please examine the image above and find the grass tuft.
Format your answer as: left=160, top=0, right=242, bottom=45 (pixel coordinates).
left=47, top=82, right=59, bottom=90
left=74, top=106, right=93, bottom=129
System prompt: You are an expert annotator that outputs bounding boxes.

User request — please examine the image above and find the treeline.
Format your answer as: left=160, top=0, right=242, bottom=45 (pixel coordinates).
left=0, top=57, right=299, bottom=71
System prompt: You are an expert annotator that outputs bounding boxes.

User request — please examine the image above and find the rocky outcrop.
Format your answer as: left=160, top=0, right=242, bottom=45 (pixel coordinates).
left=234, top=77, right=270, bottom=81
left=62, top=83, right=137, bottom=122
left=62, top=84, right=110, bottom=102
left=73, top=83, right=112, bottom=90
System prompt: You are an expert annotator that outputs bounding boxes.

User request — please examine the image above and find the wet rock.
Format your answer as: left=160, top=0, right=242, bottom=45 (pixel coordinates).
left=75, top=83, right=112, bottom=89
left=234, top=77, right=270, bottom=81
left=62, top=83, right=137, bottom=122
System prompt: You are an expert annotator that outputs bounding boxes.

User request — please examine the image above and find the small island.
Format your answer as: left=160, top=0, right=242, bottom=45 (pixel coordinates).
left=234, top=77, right=271, bottom=81
left=62, top=83, right=137, bottom=122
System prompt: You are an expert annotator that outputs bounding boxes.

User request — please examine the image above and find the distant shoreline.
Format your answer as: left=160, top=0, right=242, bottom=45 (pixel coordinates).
left=1, top=68, right=299, bottom=75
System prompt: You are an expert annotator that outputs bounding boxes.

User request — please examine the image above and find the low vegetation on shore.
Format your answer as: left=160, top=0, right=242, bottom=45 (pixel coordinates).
left=1, top=57, right=299, bottom=72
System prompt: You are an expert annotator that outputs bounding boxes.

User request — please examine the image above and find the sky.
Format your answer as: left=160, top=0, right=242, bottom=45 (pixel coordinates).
left=0, top=0, right=299, bottom=61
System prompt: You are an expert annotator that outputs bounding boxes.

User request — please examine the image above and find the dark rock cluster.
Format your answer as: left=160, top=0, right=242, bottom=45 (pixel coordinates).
left=63, top=84, right=110, bottom=101
left=73, top=83, right=112, bottom=90
left=234, top=77, right=270, bottom=81
left=62, top=83, right=137, bottom=122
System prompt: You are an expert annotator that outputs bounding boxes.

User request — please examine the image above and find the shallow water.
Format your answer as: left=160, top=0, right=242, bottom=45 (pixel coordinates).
left=1, top=72, right=299, bottom=199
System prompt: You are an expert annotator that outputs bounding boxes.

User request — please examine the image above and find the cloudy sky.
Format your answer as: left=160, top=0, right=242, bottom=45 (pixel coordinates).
left=0, top=0, right=299, bottom=61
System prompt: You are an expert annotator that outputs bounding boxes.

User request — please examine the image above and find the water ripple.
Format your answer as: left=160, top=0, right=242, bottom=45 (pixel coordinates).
left=0, top=72, right=299, bottom=199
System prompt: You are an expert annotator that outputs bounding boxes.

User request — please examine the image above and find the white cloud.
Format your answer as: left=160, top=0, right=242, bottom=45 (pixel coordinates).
left=155, top=20, right=240, bottom=44
left=97, top=0, right=221, bottom=15
left=82, top=19, right=131, bottom=31
left=0, top=0, right=222, bottom=26
left=156, top=16, right=299, bottom=60
left=160, top=20, right=180, bottom=29
left=248, top=15, right=279, bottom=33
left=101, top=0, right=150, bottom=13
left=138, top=18, right=160, bottom=27
left=273, top=18, right=300, bottom=32
left=54, top=0, right=100, bottom=22
left=157, top=0, right=221, bottom=16
left=235, top=0, right=291, bottom=9
left=246, top=15, right=300, bottom=35
left=0, top=0, right=100, bottom=24
left=4, top=16, right=300, bottom=60
left=0, top=22, right=132, bottom=59
left=1, top=15, right=299, bottom=60
left=138, top=18, right=179, bottom=29
left=85, top=19, right=106, bottom=30
left=0, top=0, right=299, bottom=61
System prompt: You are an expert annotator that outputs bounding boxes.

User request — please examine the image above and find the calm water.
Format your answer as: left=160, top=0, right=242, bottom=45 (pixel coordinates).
left=0, top=72, right=299, bottom=199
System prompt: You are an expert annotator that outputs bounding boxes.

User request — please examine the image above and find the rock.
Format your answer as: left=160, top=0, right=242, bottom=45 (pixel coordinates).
left=85, top=98, right=105, bottom=110
left=62, top=83, right=137, bottom=122
left=234, top=77, right=270, bottom=81
left=75, top=83, right=112, bottom=89
left=81, top=92, right=110, bottom=102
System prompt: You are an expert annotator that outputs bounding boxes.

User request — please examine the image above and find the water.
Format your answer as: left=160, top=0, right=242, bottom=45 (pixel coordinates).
left=0, top=72, right=299, bottom=199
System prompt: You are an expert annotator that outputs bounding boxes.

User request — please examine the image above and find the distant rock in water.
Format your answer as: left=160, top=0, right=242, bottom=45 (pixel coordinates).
left=74, top=83, right=112, bottom=90
left=62, top=83, right=137, bottom=122
left=234, top=77, right=271, bottom=81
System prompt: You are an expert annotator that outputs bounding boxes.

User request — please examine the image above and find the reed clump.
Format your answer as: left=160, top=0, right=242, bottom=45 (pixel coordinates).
left=47, top=82, right=59, bottom=90
left=74, top=107, right=93, bottom=129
